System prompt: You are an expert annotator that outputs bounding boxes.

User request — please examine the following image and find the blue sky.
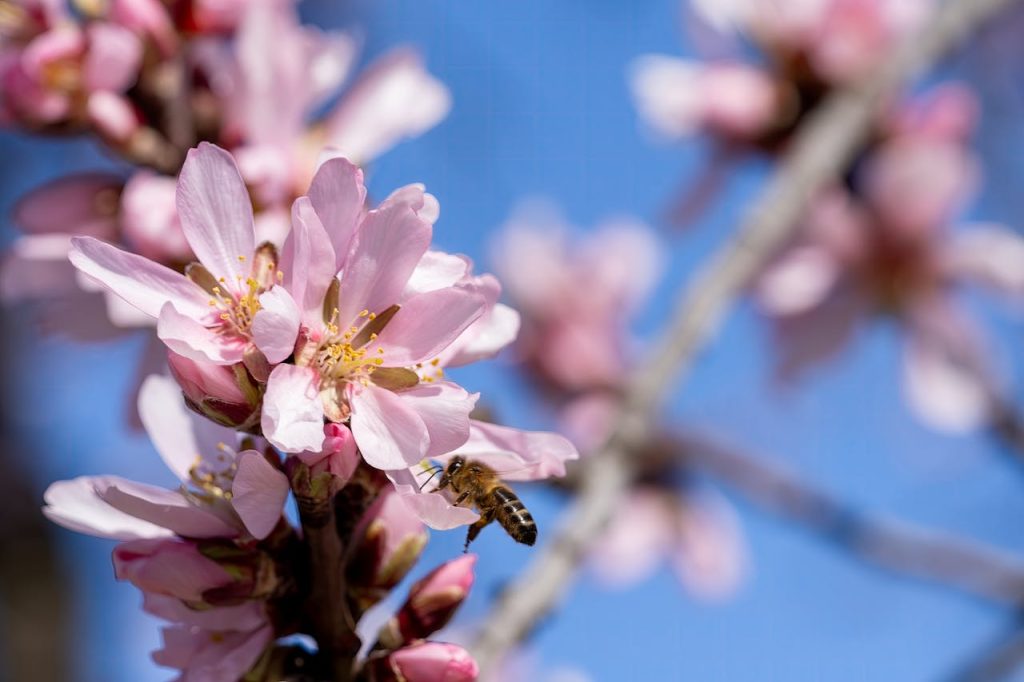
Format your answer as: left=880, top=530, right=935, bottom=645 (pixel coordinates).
left=4, top=1, right=1024, bottom=680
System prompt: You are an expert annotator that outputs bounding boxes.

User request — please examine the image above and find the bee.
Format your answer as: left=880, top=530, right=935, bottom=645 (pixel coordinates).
left=425, top=456, right=537, bottom=551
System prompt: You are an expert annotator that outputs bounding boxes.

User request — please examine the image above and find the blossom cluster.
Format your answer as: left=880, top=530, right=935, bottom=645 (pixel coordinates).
left=40, top=141, right=578, bottom=680
left=631, top=0, right=1024, bottom=433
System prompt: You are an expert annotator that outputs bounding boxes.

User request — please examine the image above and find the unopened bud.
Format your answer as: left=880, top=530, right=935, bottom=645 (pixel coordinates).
left=113, top=538, right=232, bottom=603
left=168, top=351, right=261, bottom=429
left=347, top=488, right=427, bottom=614
left=364, top=642, right=478, bottom=682
left=377, top=555, right=476, bottom=649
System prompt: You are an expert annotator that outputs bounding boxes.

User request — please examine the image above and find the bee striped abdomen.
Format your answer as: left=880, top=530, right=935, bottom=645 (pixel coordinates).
left=491, top=486, right=537, bottom=546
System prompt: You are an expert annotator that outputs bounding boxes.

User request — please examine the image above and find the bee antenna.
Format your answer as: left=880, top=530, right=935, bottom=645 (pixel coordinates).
left=419, top=468, right=444, bottom=491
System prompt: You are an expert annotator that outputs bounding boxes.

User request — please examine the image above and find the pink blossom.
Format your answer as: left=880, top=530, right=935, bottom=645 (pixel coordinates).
left=589, top=488, right=747, bottom=599
left=44, top=375, right=289, bottom=540
left=259, top=159, right=488, bottom=469
left=378, top=555, right=477, bottom=648
left=69, top=143, right=291, bottom=366
left=756, top=128, right=1023, bottom=432
left=630, top=57, right=784, bottom=141
left=492, top=207, right=663, bottom=394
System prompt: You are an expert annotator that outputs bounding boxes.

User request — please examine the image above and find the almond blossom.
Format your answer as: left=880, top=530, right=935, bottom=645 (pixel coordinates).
left=755, top=97, right=1024, bottom=432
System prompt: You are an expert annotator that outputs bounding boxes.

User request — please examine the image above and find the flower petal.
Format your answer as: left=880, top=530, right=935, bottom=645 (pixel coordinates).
left=252, top=286, right=301, bottom=363
left=282, top=196, right=337, bottom=320
left=399, top=383, right=477, bottom=458
left=337, top=201, right=432, bottom=326
left=97, top=479, right=239, bottom=538
left=376, top=285, right=486, bottom=366
left=947, top=223, right=1024, bottom=297
left=138, top=374, right=202, bottom=482
left=83, top=22, right=142, bottom=92
left=43, top=476, right=173, bottom=540
left=68, top=236, right=208, bottom=319
left=387, top=468, right=479, bottom=530
left=350, top=384, right=429, bottom=469
left=755, top=245, right=841, bottom=316
left=446, top=421, right=579, bottom=481
left=176, top=143, right=256, bottom=288
left=157, top=302, right=245, bottom=364
left=13, top=173, right=121, bottom=237
left=145, top=593, right=268, bottom=631
left=404, top=250, right=471, bottom=297
left=307, top=157, right=366, bottom=268
left=261, top=364, right=326, bottom=453
left=231, top=451, right=289, bottom=540
left=325, top=49, right=451, bottom=165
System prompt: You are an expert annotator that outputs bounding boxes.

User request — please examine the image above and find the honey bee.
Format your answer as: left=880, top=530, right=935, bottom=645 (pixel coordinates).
left=427, top=456, right=537, bottom=551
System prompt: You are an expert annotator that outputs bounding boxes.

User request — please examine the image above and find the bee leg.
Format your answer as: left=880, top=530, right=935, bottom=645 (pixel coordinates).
left=463, top=509, right=495, bottom=553
left=453, top=491, right=471, bottom=507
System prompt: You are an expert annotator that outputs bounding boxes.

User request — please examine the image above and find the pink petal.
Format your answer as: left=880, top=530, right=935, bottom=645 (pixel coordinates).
left=0, top=234, right=80, bottom=301
left=97, top=479, right=239, bottom=538
left=350, top=384, right=430, bottom=469
left=43, top=476, right=173, bottom=540
left=404, top=250, right=471, bottom=297
left=755, top=245, right=841, bottom=316
left=231, top=451, right=289, bottom=540
left=387, top=642, right=478, bottom=682
left=153, top=623, right=272, bottom=680
left=13, top=173, right=121, bottom=237
left=113, top=538, right=231, bottom=600
left=399, top=383, right=477, bottom=458
left=325, top=48, right=451, bottom=164
left=137, top=374, right=201, bottom=482
left=87, top=91, right=139, bottom=142
left=387, top=468, right=479, bottom=530
left=629, top=56, right=705, bottom=139
left=381, top=183, right=441, bottom=224
left=448, top=421, right=579, bottom=481
left=176, top=143, right=256, bottom=288
left=377, top=285, right=486, bottom=366
left=252, top=286, right=301, bottom=363
left=589, top=491, right=672, bottom=587
left=83, top=22, right=141, bottom=92
left=336, top=201, right=431, bottom=327
left=903, top=304, right=994, bottom=433
left=671, top=490, right=747, bottom=600
left=157, top=302, right=245, bottom=364
left=68, top=236, right=208, bottom=319
left=307, top=157, right=366, bottom=268
left=120, top=171, right=191, bottom=263
left=145, top=593, right=268, bottom=631
left=282, top=196, right=337, bottom=320
left=261, top=364, right=326, bottom=453
left=442, top=302, right=520, bottom=368
left=947, top=224, right=1024, bottom=297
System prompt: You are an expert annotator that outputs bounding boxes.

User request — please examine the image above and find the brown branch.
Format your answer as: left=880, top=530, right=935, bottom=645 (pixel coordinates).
left=677, top=431, right=1024, bottom=606
left=469, top=0, right=1023, bottom=674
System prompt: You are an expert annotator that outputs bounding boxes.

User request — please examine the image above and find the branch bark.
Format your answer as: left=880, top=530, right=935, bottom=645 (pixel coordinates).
left=470, top=0, right=1022, bottom=674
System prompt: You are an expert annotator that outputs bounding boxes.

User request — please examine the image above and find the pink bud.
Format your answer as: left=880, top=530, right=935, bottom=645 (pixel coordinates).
left=119, top=172, right=191, bottom=263
left=348, top=488, right=428, bottom=612
left=167, top=351, right=261, bottom=429
left=379, top=555, right=476, bottom=648
left=371, top=642, right=478, bottom=682
left=294, top=423, right=360, bottom=482
left=113, top=538, right=231, bottom=602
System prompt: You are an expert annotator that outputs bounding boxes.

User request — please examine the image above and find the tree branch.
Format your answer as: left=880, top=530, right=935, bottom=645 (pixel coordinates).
left=679, top=431, right=1024, bottom=606
left=469, top=0, right=1022, bottom=673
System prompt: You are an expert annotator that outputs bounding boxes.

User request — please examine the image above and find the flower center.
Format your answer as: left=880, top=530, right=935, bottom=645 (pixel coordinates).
left=316, top=309, right=386, bottom=386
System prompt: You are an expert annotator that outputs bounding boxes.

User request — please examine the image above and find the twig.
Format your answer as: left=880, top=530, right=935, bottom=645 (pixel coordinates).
left=943, top=618, right=1024, bottom=682
left=469, top=0, right=1022, bottom=674
left=677, top=431, right=1024, bottom=606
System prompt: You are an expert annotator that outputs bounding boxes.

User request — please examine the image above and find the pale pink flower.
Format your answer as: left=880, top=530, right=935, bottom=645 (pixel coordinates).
left=69, top=142, right=291, bottom=366
left=630, top=57, right=784, bottom=141
left=492, top=206, right=663, bottom=394
left=43, top=374, right=289, bottom=540
left=589, top=488, right=747, bottom=599
left=756, top=131, right=1024, bottom=432
left=258, top=159, right=489, bottom=470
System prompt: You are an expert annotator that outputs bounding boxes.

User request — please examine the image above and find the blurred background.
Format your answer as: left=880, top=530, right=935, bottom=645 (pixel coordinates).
left=5, top=0, right=1024, bottom=680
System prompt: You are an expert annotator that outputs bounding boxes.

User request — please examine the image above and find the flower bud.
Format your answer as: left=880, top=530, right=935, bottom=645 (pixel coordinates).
left=167, top=351, right=261, bottom=429
left=113, top=538, right=232, bottom=602
left=347, top=488, right=428, bottom=614
left=364, top=642, right=478, bottom=682
left=377, top=555, right=476, bottom=649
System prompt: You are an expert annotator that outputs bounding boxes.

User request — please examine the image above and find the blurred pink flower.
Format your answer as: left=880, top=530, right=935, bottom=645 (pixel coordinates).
left=589, top=488, right=747, bottom=599
left=756, top=128, right=1024, bottom=432
left=492, top=205, right=663, bottom=395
